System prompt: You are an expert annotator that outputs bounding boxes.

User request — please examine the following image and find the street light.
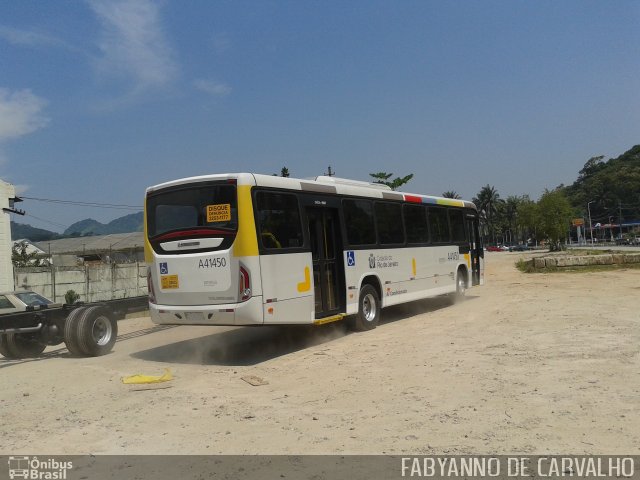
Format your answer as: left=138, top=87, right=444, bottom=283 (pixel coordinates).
left=587, top=201, right=594, bottom=245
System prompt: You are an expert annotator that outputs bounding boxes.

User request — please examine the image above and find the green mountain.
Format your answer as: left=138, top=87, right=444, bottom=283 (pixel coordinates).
left=10, top=222, right=60, bottom=242
left=63, top=218, right=104, bottom=236
left=63, top=212, right=143, bottom=236
left=563, top=145, right=640, bottom=225
left=12, top=212, right=144, bottom=241
left=102, top=212, right=144, bottom=234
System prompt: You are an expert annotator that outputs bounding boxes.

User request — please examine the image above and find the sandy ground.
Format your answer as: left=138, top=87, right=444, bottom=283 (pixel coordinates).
left=1, top=252, right=639, bottom=455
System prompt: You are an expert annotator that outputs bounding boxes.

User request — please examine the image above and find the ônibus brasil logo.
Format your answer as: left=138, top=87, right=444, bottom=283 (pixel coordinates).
left=8, top=456, right=73, bottom=480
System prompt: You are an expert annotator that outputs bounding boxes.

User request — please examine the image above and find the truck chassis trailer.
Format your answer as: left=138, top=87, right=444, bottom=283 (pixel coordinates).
left=0, top=296, right=148, bottom=359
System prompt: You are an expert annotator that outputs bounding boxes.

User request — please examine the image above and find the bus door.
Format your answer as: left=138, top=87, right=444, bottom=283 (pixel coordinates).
left=466, top=213, right=483, bottom=286
left=306, top=208, right=345, bottom=318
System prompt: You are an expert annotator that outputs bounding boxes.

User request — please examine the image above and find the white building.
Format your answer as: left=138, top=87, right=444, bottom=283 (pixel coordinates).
left=0, top=179, right=21, bottom=291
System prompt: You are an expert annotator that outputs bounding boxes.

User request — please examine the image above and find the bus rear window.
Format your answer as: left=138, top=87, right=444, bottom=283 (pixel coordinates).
left=147, top=183, right=237, bottom=238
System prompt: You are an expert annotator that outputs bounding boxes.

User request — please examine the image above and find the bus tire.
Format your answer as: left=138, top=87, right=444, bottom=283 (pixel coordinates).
left=77, top=306, right=118, bottom=357
left=64, top=307, right=88, bottom=356
left=3, top=332, right=47, bottom=358
left=454, top=267, right=467, bottom=301
left=349, top=284, right=381, bottom=331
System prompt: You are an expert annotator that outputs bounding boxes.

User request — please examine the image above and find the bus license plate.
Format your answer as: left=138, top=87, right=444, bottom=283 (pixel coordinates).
left=185, top=312, right=204, bottom=322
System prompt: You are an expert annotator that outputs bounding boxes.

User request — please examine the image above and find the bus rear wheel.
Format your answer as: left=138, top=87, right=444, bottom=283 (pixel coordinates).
left=349, top=284, right=381, bottom=331
left=453, top=268, right=467, bottom=301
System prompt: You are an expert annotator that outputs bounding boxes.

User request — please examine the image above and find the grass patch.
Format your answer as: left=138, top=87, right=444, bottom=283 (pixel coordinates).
left=559, top=263, right=640, bottom=273
left=516, top=259, right=640, bottom=274
left=566, top=249, right=626, bottom=255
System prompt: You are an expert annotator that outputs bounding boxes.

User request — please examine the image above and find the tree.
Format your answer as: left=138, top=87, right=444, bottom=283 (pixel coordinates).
left=537, top=189, right=573, bottom=251
left=517, top=196, right=540, bottom=245
left=577, top=155, right=605, bottom=181
left=442, top=191, right=461, bottom=199
left=369, top=172, right=414, bottom=190
left=502, top=195, right=521, bottom=244
left=273, top=167, right=291, bottom=177
left=563, top=146, right=640, bottom=229
left=473, top=185, right=503, bottom=244
left=12, top=241, right=43, bottom=267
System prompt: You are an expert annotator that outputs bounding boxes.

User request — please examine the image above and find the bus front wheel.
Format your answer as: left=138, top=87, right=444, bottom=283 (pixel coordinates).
left=349, top=284, right=381, bottom=331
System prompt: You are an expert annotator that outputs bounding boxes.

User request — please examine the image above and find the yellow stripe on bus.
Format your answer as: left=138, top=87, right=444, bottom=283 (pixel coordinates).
left=143, top=196, right=153, bottom=263
left=314, top=314, right=346, bottom=325
left=297, top=266, right=311, bottom=292
left=436, top=198, right=465, bottom=207
left=233, top=185, right=259, bottom=257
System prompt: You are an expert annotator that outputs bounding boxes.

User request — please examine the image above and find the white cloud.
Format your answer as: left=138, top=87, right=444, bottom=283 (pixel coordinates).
left=89, top=0, right=178, bottom=91
left=211, top=33, right=231, bottom=55
left=0, top=25, right=64, bottom=47
left=0, top=89, right=49, bottom=142
left=194, top=79, right=231, bottom=97
left=0, top=26, right=72, bottom=50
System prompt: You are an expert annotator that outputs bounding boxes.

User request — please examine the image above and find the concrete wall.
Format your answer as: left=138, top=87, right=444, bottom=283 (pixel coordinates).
left=532, top=253, right=640, bottom=269
left=14, top=263, right=148, bottom=303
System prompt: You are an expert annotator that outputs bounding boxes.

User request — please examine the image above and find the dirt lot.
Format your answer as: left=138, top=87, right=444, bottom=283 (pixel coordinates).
left=2, top=252, right=639, bottom=455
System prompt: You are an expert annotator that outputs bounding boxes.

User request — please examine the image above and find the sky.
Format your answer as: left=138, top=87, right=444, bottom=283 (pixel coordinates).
left=0, top=0, right=639, bottom=233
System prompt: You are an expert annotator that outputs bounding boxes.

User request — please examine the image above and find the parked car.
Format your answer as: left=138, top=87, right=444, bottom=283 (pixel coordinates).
left=0, top=291, right=61, bottom=315
left=509, top=244, right=530, bottom=252
left=486, top=246, right=504, bottom=252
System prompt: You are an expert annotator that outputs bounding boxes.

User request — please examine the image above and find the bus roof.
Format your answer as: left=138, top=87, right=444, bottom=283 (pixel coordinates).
left=146, top=173, right=477, bottom=210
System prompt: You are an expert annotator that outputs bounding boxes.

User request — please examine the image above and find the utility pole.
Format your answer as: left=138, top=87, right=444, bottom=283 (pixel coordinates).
left=587, top=201, right=594, bottom=245
left=619, top=201, right=623, bottom=239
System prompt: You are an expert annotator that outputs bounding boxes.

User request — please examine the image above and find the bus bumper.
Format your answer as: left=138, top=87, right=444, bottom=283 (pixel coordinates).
left=149, top=296, right=264, bottom=326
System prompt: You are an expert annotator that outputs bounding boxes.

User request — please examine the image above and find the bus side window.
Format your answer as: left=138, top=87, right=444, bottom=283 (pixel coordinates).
left=428, top=207, right=450, bottom=243
left=404, top=204, right=429, bottom=244
left=375, top=202, right=405, bottom=245
left=255, top=192, right=304, bottom=250
left=343, top=199, right=376, bottom=246
left=449, top=209, right=466, bottom=243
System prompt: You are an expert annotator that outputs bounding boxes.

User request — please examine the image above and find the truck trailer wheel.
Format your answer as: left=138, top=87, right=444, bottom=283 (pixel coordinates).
left=0, top=334, right=13, bottom=358
left=63, top=307, right=88, bottom=356
left=76, top=306, right=118, bottom=357
left=0, top=332, right=47, bottom=359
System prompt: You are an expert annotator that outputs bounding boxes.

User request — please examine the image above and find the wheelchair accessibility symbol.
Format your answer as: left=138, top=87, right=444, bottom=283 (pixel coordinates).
left=160, top=262, right=169, bottom=274
left=346, top=251, right=356, bottom=267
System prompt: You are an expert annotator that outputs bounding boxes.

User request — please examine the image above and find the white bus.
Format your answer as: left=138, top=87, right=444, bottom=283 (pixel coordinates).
left=144, top=174, right=483, bottom=331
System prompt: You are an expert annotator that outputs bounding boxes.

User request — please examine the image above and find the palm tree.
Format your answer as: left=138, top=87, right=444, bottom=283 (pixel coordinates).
left=442, top=191, right=461, bottom=199
left=369, top=172, right=414, bottom=190
left=503, top=196, right=521, bottom=244
left=473, top=185, right=502, bottom=244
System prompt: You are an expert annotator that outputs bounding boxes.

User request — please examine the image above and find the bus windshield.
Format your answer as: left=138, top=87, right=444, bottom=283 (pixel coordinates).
left=147, top=182, right=238, bottom=239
